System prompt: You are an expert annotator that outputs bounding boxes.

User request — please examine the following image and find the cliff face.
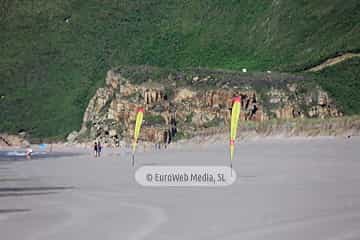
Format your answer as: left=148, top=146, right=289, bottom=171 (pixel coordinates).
left=0, top=133, right=29, bottom=147
left=72, top=69, right=342, bottom=146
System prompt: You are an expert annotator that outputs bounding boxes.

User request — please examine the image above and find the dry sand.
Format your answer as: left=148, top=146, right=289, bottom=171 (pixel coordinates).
left=1, top=136, right=360, bottom=240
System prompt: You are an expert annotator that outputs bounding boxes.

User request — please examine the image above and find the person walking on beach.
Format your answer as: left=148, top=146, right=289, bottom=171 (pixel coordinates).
left=94, top=142, right=98, bottom=157
left=26, top=146, right=33, bottom=160
left=97, top=141, right=102, bottom=157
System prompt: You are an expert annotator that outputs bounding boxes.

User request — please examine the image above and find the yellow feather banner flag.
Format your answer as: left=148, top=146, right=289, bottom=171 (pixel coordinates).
left=132, top=107, right=144, bottom=166
left=230, top=97, right=241, bottom=164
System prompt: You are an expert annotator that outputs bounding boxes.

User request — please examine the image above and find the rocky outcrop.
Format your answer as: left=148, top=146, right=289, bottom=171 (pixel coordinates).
left=174, top=88, right=196, bottom=102
left=0, top=134, right=29, bottom=147
left=71, top=69, right=342, bottom=146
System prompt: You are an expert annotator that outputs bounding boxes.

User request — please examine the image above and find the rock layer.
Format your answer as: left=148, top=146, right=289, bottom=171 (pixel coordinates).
left=0, top=134, right=29, bottom=147
left=72, top=69, right=342, bottom=146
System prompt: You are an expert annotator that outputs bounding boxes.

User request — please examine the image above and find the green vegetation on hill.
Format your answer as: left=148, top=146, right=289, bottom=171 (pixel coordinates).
left=313, top=58, right=360, bottom=115
left=0, top=0, right=359, bottom=139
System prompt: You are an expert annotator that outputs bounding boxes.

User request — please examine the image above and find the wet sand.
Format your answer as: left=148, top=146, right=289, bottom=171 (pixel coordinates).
left=1, top=136, right=360, bottom=240
left=0, top=151, right=83, bottom=162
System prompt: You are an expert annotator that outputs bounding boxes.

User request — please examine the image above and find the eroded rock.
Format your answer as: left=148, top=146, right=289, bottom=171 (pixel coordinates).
left=75, top=69, right=342, bottom=146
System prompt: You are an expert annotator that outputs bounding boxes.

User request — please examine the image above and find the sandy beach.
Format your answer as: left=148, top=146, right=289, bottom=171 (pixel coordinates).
left=1, top=136, right=360, bottom=240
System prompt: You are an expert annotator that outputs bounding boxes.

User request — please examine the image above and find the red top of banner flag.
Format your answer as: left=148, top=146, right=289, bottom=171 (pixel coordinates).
left=232, top=96, right=241, bottom=103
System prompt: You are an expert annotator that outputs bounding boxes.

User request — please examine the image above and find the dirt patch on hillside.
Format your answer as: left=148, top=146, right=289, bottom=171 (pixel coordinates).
left=306, top=53, right=360, bottom=72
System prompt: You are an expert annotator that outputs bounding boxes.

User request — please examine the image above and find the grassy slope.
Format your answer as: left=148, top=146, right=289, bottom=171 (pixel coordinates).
left=0, top=0, right=359, bottom=139
left=313, top=58, right=360, bottom=115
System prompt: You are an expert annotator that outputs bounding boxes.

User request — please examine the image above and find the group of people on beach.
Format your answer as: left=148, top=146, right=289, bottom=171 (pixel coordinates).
left=93, top=141, right=102, bottom=157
